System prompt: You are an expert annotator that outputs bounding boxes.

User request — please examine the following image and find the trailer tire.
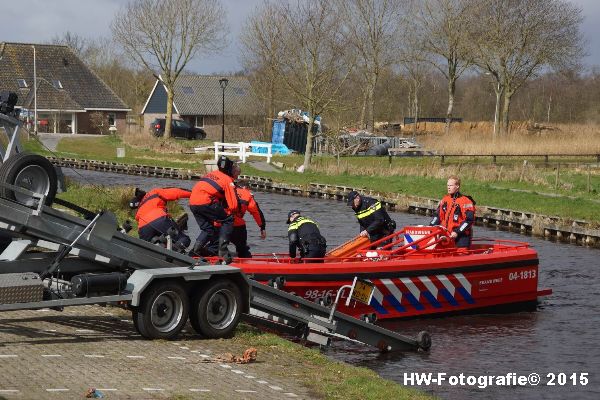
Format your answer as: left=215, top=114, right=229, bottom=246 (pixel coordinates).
left=0, top=153, right=57, bottom=206
left=133, top=281, right=189, bottom=340
left=190, top=279, right=242, bottom=339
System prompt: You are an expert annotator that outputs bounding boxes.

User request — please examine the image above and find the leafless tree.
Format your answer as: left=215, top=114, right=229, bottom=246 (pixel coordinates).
left=397, top=9, right=436, bottom=136
left=243, top=0, right=354, bottom=170
left=240, top=1, right=287, bottom=134
left=467, top=0, right=585, bottom=135
left=89, top=112, right=110, bottom=135
left=410, top=0, right=474, bottom=134
left=336, top=0, right=404, bottom=132
left=85, top=38, right=155, bottom=113
left=112, top=0, right=227, bottom=138
left=50, top=31, right=93, bottom=59
left=285, top=0, right=355, bottom=169
left=401, top=57, right=433, bottom=136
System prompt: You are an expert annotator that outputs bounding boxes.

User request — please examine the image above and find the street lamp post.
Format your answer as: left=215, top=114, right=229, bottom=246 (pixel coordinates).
left=32, top=45, right=37, bottom=135
left=219, top=78, right=229, bottom=151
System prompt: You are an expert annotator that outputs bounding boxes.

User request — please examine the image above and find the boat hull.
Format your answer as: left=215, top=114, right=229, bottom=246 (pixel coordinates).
left=233, top=245, right=546, bottom=320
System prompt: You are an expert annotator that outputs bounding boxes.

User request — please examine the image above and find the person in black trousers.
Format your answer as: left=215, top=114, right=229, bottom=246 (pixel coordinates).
left=286, top=210, right=327, bottom=262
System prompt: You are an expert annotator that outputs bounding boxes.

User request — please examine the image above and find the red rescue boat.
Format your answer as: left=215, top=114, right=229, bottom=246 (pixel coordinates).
left=221, top=226, right=552, bottom=321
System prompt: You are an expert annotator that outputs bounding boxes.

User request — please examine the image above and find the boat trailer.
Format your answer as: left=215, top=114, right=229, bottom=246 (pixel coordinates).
left=0, top=186, right=429, bottom=351
left=0, top=111, right=429, bottom=352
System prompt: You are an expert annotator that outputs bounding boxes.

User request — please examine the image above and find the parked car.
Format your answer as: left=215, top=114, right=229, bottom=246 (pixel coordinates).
left=151, top=118, right=206, bottom=140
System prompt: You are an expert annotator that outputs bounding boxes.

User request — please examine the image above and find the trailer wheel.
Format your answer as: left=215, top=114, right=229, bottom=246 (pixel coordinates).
left=190, top=279, right=242, bottom=339
left=133, top=281, right=189, bottom=340
left=0, top=153, right=57, bottom=206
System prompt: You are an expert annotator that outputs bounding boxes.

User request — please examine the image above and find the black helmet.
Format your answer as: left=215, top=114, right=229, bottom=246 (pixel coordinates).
left=286, top=210, right=301, bottom=224
left=217, top=155, right=235, bottom=176
left=129, top=187, right=147, bottom=209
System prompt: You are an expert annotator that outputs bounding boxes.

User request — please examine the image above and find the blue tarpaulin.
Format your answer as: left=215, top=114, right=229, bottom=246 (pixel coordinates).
left=271, top=120, right=286, bottom=144
left=251, top=141, right=291, bottom=155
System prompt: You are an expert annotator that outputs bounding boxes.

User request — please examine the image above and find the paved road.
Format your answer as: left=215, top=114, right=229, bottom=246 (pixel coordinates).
left=0, top=306, right=313, bottom=399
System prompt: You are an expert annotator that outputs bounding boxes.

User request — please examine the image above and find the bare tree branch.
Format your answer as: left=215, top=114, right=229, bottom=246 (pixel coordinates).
left=336, top=0, right=404, bottom=131
left=467, top=0, right=585, bottom=135
left=241, top=0, right=355, bottom=170
left=112, top=0, right=228, bottom=137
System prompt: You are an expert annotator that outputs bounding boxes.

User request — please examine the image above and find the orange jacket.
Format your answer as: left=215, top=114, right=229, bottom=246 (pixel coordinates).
left=135, top=187, right=191, bottom=228
left=232, top=187, right=266, bottom=228
left=433, top=193, right=476, bottom=236
left=189, top=170, right=239, bottom=211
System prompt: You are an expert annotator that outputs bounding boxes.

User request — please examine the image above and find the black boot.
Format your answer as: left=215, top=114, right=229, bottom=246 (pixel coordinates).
left=218, top=239, right=233, bottom=264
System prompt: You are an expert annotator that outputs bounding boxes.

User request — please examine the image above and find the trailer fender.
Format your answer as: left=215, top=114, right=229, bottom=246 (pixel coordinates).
left=127, top=266, right=247, bottom=307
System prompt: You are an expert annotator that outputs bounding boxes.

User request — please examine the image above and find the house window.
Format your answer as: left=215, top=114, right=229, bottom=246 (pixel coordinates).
left=108, top=113, right=116, bottom=127
left=17, top=79, right=28, bottom=88
left=52, top=80, right=63, bottom=89
left=182, top=86, right=194, bottom=95
left=195, top=116, right=204, bottom=128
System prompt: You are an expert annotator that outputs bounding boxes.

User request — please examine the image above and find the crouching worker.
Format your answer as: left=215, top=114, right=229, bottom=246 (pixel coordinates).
left=189, top=156, right=240, bottom=263
left=131, top=187, right=191, bottom=252
left=286, top=210, right=326, bottom=262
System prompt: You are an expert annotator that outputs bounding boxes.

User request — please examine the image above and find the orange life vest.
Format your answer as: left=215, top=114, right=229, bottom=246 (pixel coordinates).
left=189, top=170, right=239, bottom=211
left=232, top=187, right=265, bottom=228
left=437, top=193, right=476, bottom=235
left=135, top=187, right=191, bottom=228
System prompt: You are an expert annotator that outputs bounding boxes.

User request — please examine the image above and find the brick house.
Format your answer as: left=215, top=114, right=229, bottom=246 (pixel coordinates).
left=141, top=75, right=262, bottom=141
left=0, top=42, right=130, bottom=134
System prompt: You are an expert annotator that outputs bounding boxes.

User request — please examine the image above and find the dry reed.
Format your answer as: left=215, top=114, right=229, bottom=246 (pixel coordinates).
left=410, top=122, right=600, bottom=155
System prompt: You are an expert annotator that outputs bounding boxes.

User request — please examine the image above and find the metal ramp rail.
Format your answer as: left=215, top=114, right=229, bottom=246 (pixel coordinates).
left=248, top=281, right=430, bottom=352
left=0, top=113, right=23, bottom=163
left=0, top=186, right=198, bottom=271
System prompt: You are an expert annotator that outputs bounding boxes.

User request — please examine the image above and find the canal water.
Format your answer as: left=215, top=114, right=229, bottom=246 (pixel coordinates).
left=65, top=169, right=599, bottom=400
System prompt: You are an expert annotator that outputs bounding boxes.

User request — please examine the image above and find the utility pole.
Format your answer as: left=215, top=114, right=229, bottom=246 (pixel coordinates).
left=219, top=78, right=228, bottom=151
left=32, top=45, right=37, bottom=135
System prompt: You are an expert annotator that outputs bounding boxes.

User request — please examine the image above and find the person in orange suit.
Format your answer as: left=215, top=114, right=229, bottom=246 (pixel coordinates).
left=229, top=185, right=266, bottom=258
left=189, top=156, right=240, bottom=263
left=430, top=175, right=476, bottom=248
left=133, top=187, right=191, bottom=252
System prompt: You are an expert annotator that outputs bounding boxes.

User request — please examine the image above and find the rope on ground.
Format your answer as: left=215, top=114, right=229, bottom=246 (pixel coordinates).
left=201, top=347, right=258, bottom=364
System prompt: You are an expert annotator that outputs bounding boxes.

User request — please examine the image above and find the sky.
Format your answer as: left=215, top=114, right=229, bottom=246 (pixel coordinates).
left=0, top=0, right=599, bottom=74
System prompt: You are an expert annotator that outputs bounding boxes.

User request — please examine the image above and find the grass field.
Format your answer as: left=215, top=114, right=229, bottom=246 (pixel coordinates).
left=37, top=134, right=211, bottom=169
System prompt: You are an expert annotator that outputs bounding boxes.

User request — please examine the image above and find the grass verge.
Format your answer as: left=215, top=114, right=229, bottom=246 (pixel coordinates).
left=227, top=324, right=433, bottom=400
left=51, top=134, right=209, bottom=169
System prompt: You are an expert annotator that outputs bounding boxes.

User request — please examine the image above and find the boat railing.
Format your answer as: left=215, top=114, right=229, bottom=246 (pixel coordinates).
left=217, top=232, right=532, bottom=265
